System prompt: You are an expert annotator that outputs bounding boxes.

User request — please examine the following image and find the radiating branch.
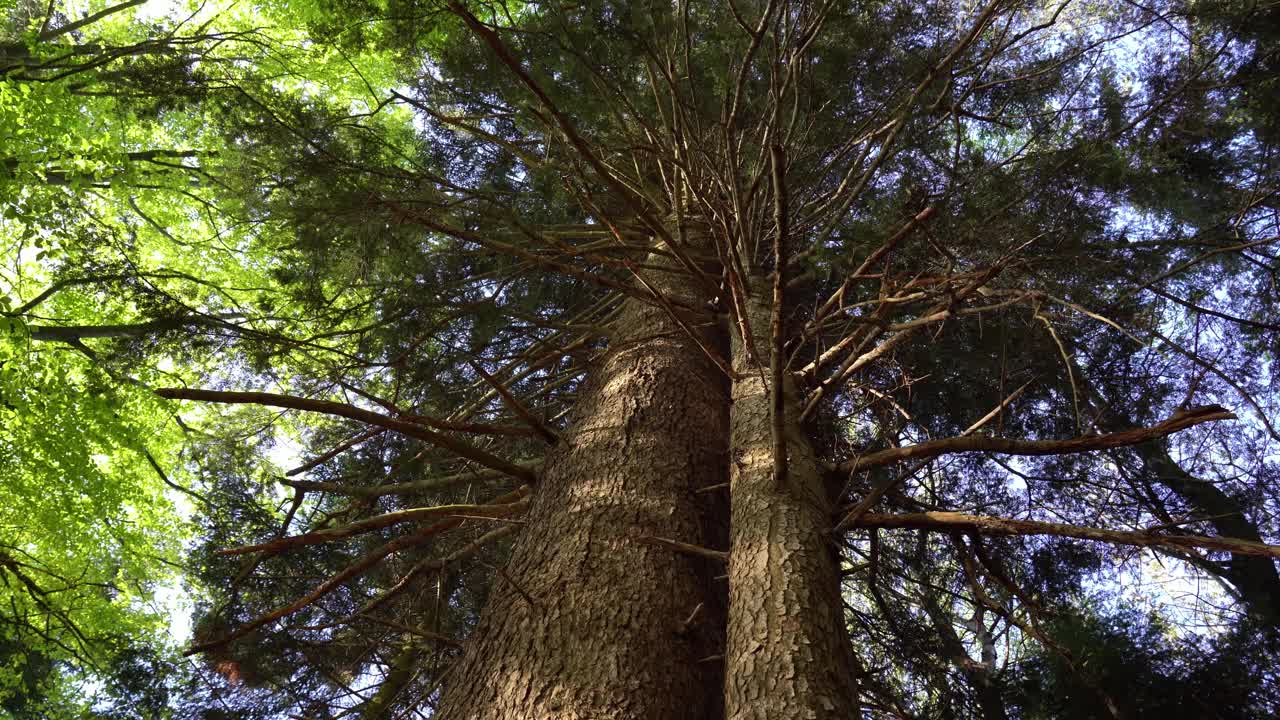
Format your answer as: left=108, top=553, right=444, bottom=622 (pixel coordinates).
left=280, top=461, right=542, bottom=497
left=154, top=388, right=538, bottom=483
left=848, top=511, right=1280, bottom=559
left=468, top=360, right=561, bottom=444
left=352, top=524, right=521, bottom=620
left=185, top=489, right=529, bottom=656
left=637, top=535, right=729, bottom=563
left=834, top=405, right=1234, bottom=477
left=218, top=487, right=529, bottom=556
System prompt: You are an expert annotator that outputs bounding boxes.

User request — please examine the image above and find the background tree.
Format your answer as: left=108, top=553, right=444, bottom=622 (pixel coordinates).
left=2, top=0, right=1279, bottom=718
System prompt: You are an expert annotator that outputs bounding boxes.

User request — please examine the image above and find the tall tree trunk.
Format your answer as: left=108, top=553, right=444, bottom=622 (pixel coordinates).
left=723, top=287, right=859, bottom=719
left=436, top=251, right=729, bottom=719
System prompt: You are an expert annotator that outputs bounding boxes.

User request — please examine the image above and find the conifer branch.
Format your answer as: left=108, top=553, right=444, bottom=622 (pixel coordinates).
left=186, top=490, right=529, bottom=656
left=834, top=404, right=1235, bottom=477
left=280, top=461, right=541, bottom=497
left=637, top=535, right=729, bottom=563
left=218, top=487, right=530, bottom=556
left=848, top=511, right=1280, bottom=559
left=351, top=524, right=521, bottom=620
left=467, top=361, right=561, bottom=445
left=154, top=387, right=538, bottom=483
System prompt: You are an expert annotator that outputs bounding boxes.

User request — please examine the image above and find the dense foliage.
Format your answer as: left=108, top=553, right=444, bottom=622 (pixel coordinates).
left=1, top=0, right=1277, bottom=717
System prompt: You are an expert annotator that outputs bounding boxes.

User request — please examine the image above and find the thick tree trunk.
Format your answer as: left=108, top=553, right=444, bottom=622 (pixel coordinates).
left=435, top=254, right=729, bottom=719
left=723, top=288, right=859, bottom=719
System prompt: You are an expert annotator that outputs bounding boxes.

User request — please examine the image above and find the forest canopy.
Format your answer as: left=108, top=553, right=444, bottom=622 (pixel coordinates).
left=1, top=0, right=1278, bottom=718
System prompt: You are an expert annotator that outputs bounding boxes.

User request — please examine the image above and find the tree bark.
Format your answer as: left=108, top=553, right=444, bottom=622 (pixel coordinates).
left=723, top=288, right=859, bottom=719
left=435, top=253, right=729, bottom=719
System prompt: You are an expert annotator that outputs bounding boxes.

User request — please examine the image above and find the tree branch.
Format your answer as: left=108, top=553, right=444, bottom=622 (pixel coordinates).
left=38, top=0, right=149, bottom=42
left=154, top=388, right=538, bottom=483
left=468, top=359, right=561, bottom=444
left=187, top=514, right=469, bottom=656
left=280, top=460, right=542, bottom=497
left=28, top=314, right=241, bottom=342
left=217, top=487, right=529, bottom=556
left=637, top=535, right=729, bottom=563
left=835, top=404, right=1235, bottom=476
left=848, top=511, right=1280, bottom=559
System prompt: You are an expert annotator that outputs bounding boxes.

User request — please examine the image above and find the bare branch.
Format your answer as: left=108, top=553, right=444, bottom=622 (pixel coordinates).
left=848, top=511, right=1280, bottom=559
left=185, top=489, right=529, bottom=656
left=285, top=428, right=386, bottom=477
left=637, top=535, right=729, bottom=563
left=218, top=487, right=530, bottom=556
left=154, top=388, right=538, bottom=483
left=280, top=461, right=542, bottom=498
left=835, top=405, right=1234, bottom=476
left=468, top=360, right=561, bottom=444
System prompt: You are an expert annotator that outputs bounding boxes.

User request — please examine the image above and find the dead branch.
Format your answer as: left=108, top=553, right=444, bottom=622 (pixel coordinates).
left=468, top=360, right=561, bottom=444
left=848, top=510, right=1280, bottom=559
left=835, top=404, right=1235, bottom=476
left=185, top=492, right=529, bottom=656
left=285, top=428, right=386, bottom=477
left=638, top=535, right=729, bottom=563
left=279, top=460, right=542, bottom=498
left=218, top=487, right=530, bottom=556
left=154, top=387, right=537, bottom=483
left=352, top=524, right=521, bottom=620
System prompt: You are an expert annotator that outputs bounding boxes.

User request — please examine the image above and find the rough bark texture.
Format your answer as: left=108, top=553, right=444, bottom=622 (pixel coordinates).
left=724, top=289, right=859, bottom=720
left=435, top=254, right=729, bottom=719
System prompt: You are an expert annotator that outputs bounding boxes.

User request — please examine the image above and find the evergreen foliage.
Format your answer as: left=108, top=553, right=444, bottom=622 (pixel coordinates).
left=1, top=0, right=1277, bottom=716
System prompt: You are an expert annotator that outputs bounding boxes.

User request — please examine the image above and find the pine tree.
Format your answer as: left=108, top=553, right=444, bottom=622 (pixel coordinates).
left=4, top=0, right=1279, bottom=717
